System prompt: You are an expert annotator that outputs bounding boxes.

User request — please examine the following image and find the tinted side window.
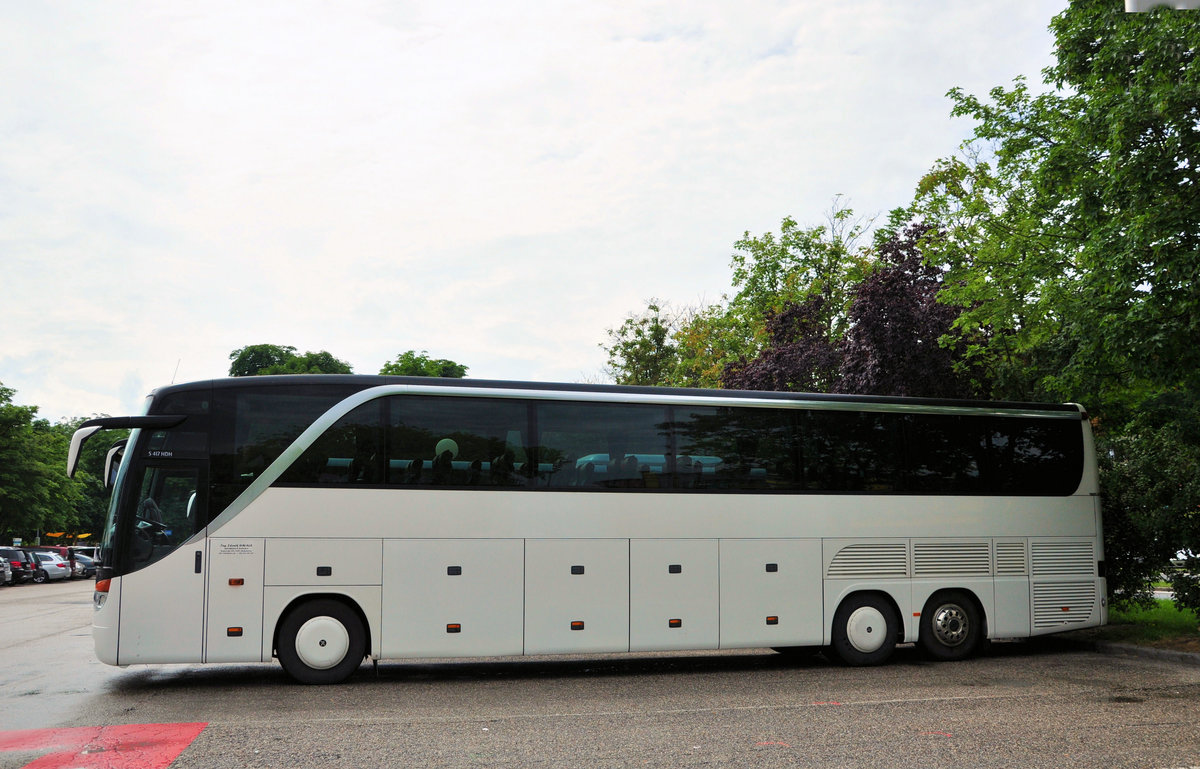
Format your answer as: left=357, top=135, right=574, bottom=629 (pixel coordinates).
left=278, top=401, right=385, bottom=485
left=210, top=385, right=361, bottom=514
left=390, top=396, right=530, bottom=487
left=799, top=410, right=903, bottom=492
left=904, top=415, right=986, bottom=493
left=674, top=406, right=798, bottom=491
left=535, top=401, right=670, bottom=489
left=988, top=417, right=1083, bottom=495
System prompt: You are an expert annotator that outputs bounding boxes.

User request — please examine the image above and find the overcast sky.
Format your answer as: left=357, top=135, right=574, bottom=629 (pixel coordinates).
left=1, top=1, right=1067, bottom=421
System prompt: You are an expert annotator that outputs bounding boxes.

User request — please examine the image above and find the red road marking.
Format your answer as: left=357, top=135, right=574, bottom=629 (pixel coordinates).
left=0, top=723, right=206, bottom=769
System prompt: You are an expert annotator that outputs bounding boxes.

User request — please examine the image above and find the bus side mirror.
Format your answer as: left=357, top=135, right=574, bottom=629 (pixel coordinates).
left=104, top=440, right=127, bottom=489
left=67, top=426, right=102, bottom=479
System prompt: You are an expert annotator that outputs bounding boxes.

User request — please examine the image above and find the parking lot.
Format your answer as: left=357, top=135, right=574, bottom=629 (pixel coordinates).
left=4, top=579, right=1200, bottom=768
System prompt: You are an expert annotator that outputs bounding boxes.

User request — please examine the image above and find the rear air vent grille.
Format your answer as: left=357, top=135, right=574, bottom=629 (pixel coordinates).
left=1032, top=541, right=1095, bottom=576
left=913, top=542, right=991, bottom=577
left=995, top=542, right=1028, bottom=576
left=1033, top=582, right=1096, bottom=628
left=827, top=543, right=908, bottom=579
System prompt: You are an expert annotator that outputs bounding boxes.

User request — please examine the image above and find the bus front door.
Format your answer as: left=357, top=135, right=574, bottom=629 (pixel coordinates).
left=116, top=462, right=208, bottom=665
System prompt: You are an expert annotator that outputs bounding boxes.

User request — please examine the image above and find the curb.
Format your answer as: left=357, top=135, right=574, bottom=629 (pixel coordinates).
left=1062, top=637, right=1200, bottom=666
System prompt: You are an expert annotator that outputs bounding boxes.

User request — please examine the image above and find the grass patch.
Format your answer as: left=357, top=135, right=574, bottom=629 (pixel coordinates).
left=1112, top=600, right=1198, bottom=637
left=1082, top=599, right=1200, bottom=649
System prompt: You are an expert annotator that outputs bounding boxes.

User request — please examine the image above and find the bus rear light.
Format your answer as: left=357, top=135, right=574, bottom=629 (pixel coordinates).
left=93, top=579, right=110, bottom=609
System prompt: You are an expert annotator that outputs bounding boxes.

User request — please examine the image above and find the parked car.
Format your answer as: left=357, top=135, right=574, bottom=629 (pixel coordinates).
left=0, top=548, right=35, bottom=584
left=32, top=552, right=71, bottom=582
left=70, top=546, right=99, bottom=561
left=72, top=553, right=97, bottom=579
left=0, top=558, right=10, bottom=585
left=0, top=548, right=31, bottom=584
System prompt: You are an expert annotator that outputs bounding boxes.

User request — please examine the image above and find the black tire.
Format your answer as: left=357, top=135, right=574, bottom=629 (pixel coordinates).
left=919, top=591, right=982, bottom=661
left=277, top=599, right=366, bottom=685
left=830, top=593, right=899, bottom=666
left=33, top=569, right=47, bottom=584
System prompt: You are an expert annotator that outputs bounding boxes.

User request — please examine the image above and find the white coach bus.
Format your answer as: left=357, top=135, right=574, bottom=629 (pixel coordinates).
left=67, top=376, right=1105, bottom=684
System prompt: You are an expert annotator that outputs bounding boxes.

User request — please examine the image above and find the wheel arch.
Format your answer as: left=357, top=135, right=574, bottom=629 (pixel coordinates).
left=271, top=592, right=373, bottom=660
left=824, top=586, right=907, bottom=646
left=917, top=586, right=989, bottom=642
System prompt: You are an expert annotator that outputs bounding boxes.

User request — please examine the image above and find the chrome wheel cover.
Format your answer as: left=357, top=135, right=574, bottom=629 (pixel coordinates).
left=931, top=603, right=970, bottom=647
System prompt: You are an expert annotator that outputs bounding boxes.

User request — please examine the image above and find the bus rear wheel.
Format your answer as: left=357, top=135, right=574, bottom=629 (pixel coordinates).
left=830, top=594, right=898, bottom=666
left=919, top=591, right=981, bottom=661
left=277, top=599, right=366, bottom=685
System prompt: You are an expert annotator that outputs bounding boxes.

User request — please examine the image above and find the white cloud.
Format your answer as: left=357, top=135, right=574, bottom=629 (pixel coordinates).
left=0, top=0, right=1066, bottom=418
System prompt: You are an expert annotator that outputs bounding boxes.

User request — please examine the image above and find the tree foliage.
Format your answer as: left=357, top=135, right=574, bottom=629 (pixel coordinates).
left=1099, top=390, right=1200, bottom=609
left=602, top=202, right=874, bottom=388
left=897, top=2, right=1200, bottom=416
left=228, top=344, right=353, bottom=376
left=603, top=303, right=678, bottom=386
left=887, top=1, right=1200, bottom=610
left=0, top=383, right=85, bottom=543
left=379, top=351, right=469, bottom=378
left=723, top=224, right=978, bottom=398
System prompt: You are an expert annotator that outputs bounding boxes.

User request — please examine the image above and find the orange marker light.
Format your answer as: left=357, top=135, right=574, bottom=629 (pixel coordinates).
left=447, top=623, right=462, bottom=633
left=229, top=578, right=245, bottom=586
left=95, top=579, right=111, bottom=594
left=571, top=621, right=585, bottom=631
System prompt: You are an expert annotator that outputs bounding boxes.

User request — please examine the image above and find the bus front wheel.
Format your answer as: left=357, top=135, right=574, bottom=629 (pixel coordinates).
left=919, top=591, right=981, bottom=661
left=830, top=594, right=898, bottom=666
left=277, top=599, right=366, bottom=685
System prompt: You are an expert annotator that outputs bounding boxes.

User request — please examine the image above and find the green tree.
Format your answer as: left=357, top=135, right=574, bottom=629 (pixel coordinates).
left=893, top=0, right=1200, bottom=609
left=729, top=201, right=875, bottom=348
left=601, top=201, right=875, bottom=388
left=603, top=302, right=680, bottom=386
left=898, top=1, right=1200, bottom=416
left=379, top=351, right=468, bottom=378
left=0, top=383, right=84, bottom=543
left=229, top=344, right=353, bottom=376
left=1100, top=390, right=1200, bottom=611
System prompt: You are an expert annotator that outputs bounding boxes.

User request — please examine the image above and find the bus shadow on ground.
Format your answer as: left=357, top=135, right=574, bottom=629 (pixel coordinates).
left=102, top=638, right=1083, bottom=692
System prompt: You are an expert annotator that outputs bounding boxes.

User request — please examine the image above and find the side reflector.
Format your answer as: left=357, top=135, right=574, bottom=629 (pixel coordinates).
left=571, top=621, right=585, bottom=631
left=95, top=579, right=111, bottom=593
left=447, top=624, right=462, bottom=633
left=766, top=616, right=779, bottom=625
left=227, top=627, right=243, bottom=637
left=668, top=618, right=682, bottom=628
left=229, top=578, right=245, bottom=586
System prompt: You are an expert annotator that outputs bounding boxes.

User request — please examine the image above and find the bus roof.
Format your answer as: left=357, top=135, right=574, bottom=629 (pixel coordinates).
left=146, top=375, right=1085, bottom=417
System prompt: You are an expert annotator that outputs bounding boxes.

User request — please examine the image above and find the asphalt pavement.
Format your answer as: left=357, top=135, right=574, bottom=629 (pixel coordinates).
left=4, top=580, right=1200, bottom=768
